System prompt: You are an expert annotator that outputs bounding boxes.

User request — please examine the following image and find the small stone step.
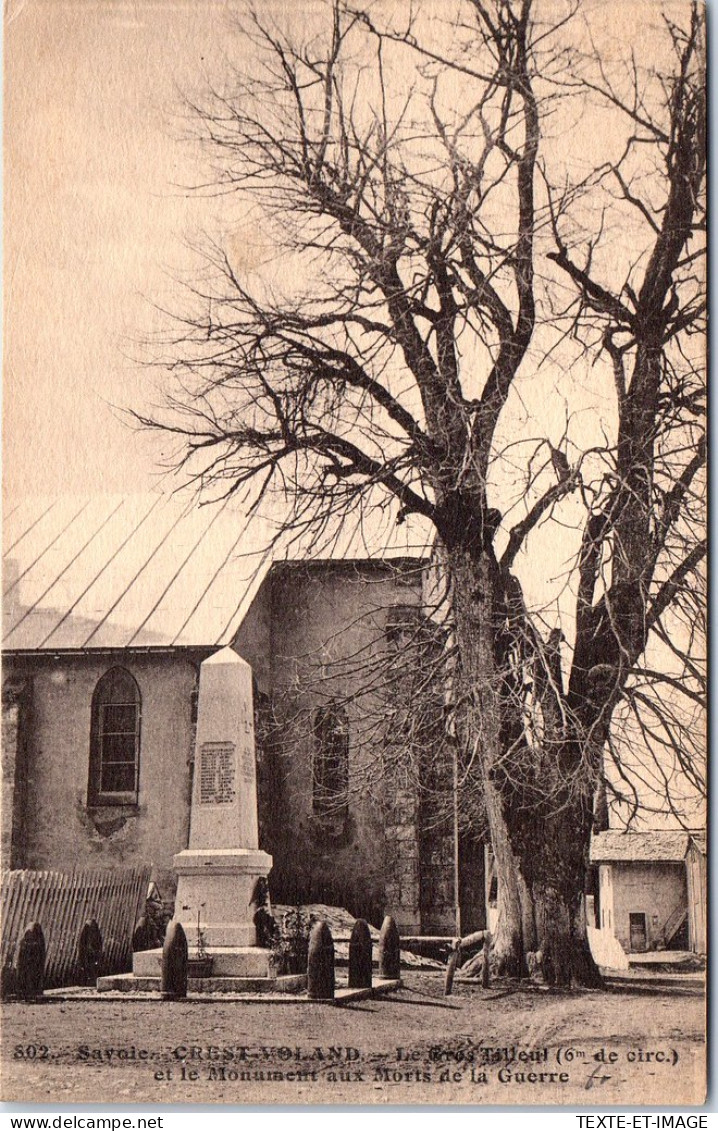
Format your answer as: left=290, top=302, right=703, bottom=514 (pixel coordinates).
left=133, top=947, right=273, bottom=978
left=97, top=972, right=307, bottom=994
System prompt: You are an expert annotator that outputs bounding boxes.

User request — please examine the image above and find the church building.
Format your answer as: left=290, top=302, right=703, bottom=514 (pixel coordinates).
left=2, top=494, right=487, bottom=935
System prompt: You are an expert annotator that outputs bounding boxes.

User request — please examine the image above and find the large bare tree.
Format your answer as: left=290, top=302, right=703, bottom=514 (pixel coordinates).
left=139, top=0, right=705, bottom=984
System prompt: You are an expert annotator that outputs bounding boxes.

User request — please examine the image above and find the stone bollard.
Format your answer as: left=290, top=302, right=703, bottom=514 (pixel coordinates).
left=348, top=919, right=372, bottom=989
left=161, top=920, right=188, bottom=1000
left=306, top=920, right=335, bottom=1000
left=16, top=923, right=45, bottom=1001
left=377, top=915, right=400, bottom=980
left=1, top=960, right=18, bottom=1001
left=78, top=919, right=103, bottom=985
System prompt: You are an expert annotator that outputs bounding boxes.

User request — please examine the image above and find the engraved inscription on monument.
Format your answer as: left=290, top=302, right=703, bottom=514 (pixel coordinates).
left=199, top=741, right=236, bottom=805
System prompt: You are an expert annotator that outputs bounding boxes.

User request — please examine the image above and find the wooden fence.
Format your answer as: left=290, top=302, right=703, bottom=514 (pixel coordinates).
left=1, top=866, right=150, bottom=988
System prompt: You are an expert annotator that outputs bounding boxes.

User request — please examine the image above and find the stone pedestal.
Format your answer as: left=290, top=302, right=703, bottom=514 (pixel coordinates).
left=133, top=945, right=273, bottom=979
left=173, top=848, right=272, bottom=947
left=173, top=647, right=272, bottom=951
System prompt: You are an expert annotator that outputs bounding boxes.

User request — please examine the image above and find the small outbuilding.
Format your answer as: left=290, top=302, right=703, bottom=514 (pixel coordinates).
left=590, top=829, right=706, bottom=955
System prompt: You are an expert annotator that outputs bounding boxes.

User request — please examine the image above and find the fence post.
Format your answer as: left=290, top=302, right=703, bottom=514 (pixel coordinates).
left=444, top=940, right=460, bottom=996
left=482, top=932, right=491, bottom=988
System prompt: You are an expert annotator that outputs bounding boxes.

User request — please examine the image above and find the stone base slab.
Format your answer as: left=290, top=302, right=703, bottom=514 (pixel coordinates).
left=91, top=975, right=400, bottom=1001
left=97, top=972, right=307, bottom=995
left=133, top=946, right=272, bottom=978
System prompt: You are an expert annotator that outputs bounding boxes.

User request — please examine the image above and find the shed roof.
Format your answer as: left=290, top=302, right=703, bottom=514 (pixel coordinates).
left=590, top=829, right=690, bottom=863
left=3, top=493, right=432, bottom=652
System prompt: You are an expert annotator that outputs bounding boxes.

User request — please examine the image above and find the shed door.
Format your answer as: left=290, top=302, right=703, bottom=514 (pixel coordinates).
left=629, top=912, right=648, bottom=952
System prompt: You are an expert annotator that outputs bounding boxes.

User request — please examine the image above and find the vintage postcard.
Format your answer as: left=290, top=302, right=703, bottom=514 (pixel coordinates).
left=2, top=0, right=706, bottom=1109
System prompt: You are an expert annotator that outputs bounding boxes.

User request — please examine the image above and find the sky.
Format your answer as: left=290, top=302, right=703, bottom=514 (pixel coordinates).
left=5, top=0, right=240, bottom=500
left=4, top=0, right=705, bottom=830
left=5, top=0, right=699, bottom=504
left=4, top=0, right=704, bottom=622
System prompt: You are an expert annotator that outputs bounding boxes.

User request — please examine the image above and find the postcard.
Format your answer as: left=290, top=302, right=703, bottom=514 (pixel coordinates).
left=2, top=0, right=706, bottom=1108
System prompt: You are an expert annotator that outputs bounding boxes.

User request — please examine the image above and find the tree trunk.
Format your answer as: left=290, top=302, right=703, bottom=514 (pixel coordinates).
left=509, top=779, right=603, bottom=987
left=448, top=544, right=601, bottom=987
left=484, top=775, right=535, bottom=976
left=449, top=548, right=530, bottom=975
left=533, top=880, right=602, bottom=988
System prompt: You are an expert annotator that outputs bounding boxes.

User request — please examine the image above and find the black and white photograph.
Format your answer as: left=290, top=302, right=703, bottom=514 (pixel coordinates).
left=2, top=0, right=707, bottom=1109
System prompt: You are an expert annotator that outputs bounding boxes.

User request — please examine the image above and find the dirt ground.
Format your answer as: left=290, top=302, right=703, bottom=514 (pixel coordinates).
left=0, top=971, right=706, bottom=1108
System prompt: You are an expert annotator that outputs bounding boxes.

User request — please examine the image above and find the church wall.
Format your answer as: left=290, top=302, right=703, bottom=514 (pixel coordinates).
left=1, top=692, right=21, bottom=862
left=2, top=652, right=204, bottom=895
left=233, top=578, right=272, bottom=693
left=265, top=561, right=425, bottom=929
left=1, top=675, right=31, bottom=868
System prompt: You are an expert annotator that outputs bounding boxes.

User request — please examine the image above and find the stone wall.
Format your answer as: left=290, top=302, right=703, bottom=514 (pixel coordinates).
left=383, top=778, right=422, bottom=934
left=263, top=560, right=426, bottom=927
left=418, top=823, right=456, bottom=934
left=611, top=861, right=687, bottom=952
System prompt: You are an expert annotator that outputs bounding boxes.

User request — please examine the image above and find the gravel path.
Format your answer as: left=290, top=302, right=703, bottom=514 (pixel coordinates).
left=1, top=972, right=705, bottom=1107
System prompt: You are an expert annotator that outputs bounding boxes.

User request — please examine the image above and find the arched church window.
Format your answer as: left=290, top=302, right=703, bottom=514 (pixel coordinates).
left=313, top=702, right=349, bottom=816
left=88, top=667, right=141, bottom=805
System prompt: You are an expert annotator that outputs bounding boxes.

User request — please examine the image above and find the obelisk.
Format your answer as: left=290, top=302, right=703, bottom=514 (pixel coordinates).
left=172, top=647, right=272, bottom=948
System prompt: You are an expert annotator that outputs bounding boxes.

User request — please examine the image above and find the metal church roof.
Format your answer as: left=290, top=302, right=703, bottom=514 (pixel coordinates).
left=3, top=493, right=432, bottom=652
